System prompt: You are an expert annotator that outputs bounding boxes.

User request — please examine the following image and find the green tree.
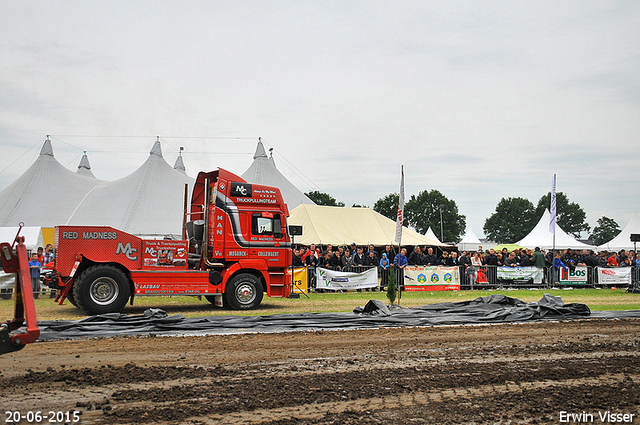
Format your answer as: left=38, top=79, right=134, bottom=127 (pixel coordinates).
left=483, top=197, right=536, bottom=243
left=534, top=192, right=589, bottom=238
left=405, top=190, right=465, bottom=243
left=373, top=193, right=399, bottom=221
left=386, top=266, right=397, bottom=305
left=589, top=216, right=621, bottom=245
left=305, top=191, right=345, bottom=207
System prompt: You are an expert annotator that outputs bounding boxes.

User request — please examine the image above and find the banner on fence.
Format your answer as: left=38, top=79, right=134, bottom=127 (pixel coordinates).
left=559, top=266, right=588, bottom=286
left=403, top=266, right=460, bottom=291
left=316, top=267, right=378, bottom=290
left=597, top=267, right=632, bottom=286
left=497, top=267, right=544, bottom=284
left=286, top=267, right=308, bottom=293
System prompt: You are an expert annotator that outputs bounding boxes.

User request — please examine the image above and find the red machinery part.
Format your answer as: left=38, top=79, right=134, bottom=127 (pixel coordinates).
left=0, top=229, right=40, bottom=354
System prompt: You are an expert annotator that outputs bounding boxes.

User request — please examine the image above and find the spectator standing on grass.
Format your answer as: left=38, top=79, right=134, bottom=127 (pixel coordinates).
left=394, top=248, right=408, bottom=290
left=552, top=252, right=569, bottom=285
left=28, top=253, right=41, bottom=299
left=380, top=253, right=390, bottom=292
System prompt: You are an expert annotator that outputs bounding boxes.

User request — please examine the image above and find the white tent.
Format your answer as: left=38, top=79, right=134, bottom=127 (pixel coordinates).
left=517, top=209, right=593, bottom=250
left=174, top=153, right=186, bottom=174
left=241, top=141, right=315, bottom=209
left=76, top=152, right=96, bottom=178
left=597, top=212, right=640, bottom=252
left=0, top=139, right=101, bottom=227
left=0, top=226, right=45, bottom=252
left=66, top=141, right=194, bottom=238
left=424, top=226, right=441, bottom=244
left=288, top=204, right=448, bottom=247
left=457, top=227, right=483, bottom=252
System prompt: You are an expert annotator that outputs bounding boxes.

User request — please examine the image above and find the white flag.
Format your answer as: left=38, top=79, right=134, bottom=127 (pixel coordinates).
left=395, top=165, right=405, bottom=245
left=549, top=174, right=556, bottom=235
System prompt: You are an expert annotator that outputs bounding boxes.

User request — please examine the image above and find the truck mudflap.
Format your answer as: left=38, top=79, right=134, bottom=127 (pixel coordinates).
left=0, top=226, right=40, bottom=354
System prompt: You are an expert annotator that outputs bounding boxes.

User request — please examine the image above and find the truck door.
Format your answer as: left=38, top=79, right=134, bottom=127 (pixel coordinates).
left=250, top=212, right=286, bottom=268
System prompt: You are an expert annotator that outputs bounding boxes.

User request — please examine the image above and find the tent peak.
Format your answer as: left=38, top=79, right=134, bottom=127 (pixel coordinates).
left=40, top=137, right=54, bottom=157
left=253, top=140, right=268, bottom=159
left=150, top=140, right=163, bottom=158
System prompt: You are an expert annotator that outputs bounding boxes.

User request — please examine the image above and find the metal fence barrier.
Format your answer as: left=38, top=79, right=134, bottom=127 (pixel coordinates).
left=302, top=264, right=639, bottom=293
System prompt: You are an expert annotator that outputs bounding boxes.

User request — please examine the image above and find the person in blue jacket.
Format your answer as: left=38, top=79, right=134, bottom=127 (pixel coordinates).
left=28, top=252, right=42, bottom=299
left=552, top=252, right=568, bottom=286
left=393, top=248, right=407, bottom=291
left=379, top=253, right=390, bottom=292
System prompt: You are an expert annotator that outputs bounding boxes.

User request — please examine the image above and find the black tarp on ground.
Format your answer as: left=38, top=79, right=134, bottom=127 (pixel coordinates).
left=33, top=294, right=640, bottom=341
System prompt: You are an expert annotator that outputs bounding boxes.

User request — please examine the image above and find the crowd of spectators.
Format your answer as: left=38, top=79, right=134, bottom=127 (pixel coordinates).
left=291, top=243, right=640, bottom=290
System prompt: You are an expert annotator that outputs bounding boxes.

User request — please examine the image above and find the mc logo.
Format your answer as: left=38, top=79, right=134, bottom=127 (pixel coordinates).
left=116, top=242, right=138, bottom=261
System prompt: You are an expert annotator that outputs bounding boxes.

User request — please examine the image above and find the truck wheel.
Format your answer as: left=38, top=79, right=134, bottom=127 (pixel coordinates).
left=66, top=289, right=78, bottom=307
left=74, top=265, right=130, bottom=315
left=225, top=273, right=263, bottom=310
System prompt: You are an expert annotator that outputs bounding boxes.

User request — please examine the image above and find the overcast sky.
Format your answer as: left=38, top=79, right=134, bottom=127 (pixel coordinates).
left=1, top=1, right=639, bottom=238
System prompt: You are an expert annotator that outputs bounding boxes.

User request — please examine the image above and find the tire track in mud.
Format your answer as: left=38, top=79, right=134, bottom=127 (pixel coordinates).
left=89, top=354, right=639, bottom=424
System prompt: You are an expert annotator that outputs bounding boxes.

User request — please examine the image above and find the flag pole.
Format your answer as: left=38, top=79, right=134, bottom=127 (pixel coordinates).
left=395, top=165, right=405, bottom=304
left=550, top=174, right=557, bottom=253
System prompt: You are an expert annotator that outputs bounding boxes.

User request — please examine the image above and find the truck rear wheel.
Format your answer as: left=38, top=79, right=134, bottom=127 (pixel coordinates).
left=225, top=273, right=263, bottom=310
left=74, top=265, right=130, bottom=315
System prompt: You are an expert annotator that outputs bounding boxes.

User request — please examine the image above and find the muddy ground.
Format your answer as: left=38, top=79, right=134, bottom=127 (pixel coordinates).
left=1, top=319, right=639, bottom=424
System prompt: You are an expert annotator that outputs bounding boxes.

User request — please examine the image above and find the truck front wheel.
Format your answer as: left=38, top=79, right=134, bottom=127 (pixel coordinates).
left=74, top=265, right=130, bottom=315
left=225, top=273, right=263, bottom=310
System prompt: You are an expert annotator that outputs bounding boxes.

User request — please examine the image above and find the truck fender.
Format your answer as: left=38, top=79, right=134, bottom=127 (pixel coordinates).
left=221, top=260, right=269, bottom=290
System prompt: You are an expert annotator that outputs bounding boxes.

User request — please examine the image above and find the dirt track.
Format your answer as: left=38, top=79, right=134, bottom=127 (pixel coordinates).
left=1, top=319, right=639, bottom=424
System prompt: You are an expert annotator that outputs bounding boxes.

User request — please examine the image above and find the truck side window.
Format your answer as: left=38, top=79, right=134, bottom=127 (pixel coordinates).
left=252, top=214, right=273, bottom=235
left=273, top=214, right=282, bottom=239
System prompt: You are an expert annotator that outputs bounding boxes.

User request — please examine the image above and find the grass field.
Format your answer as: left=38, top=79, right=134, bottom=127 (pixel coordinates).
left=1, top=288, right=639, bottom=321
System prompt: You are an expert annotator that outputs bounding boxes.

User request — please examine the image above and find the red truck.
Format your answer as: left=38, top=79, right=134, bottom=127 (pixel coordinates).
left=48, top=168, right=294, bottom=315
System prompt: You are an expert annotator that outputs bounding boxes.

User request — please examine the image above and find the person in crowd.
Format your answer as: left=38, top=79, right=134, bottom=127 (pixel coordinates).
left=304, top=248, right=318, bottom=268
left=422, top=247, right=438, bottom=266
left=393, top=248, right=408, bottom=290
left=504, top=252, right=518, bottom=267
left=531, top=247, right=546, bottom=268
left=353, top=246, right=365, bottom=266
left=439, top=251, right=450, bottom=265
left=447, top=251, right=459, bottom=266
left=380, top=252, right=390, bottom=292
left=519, top=249, right=531, bottom=266
left=383, top=245, right=394, bottom=264
left=302, top=244, right=319, bottom=262
left=350, top=242, right=357, bottom=255
left=407, top=246, right=423, bottom=265
left=552, top=252, right=569, bottom=285
left=468, top=252, right=483, bottom=285
left=342, top=248, right=354, bottom=270
left=363, top=250, right=378, bottom=291
left=43, top=244, right=55, bottom=266
left=292, top=248, right=304, bottom=267
left=619, top=254, right=631, bottom=267
left=328, top=249, right=342, bottom=269
left=28, top=252, right=41, bottom=299
left=36, top=246, right=44, bottom=266
left=366, top=244, right=379, bottom=268
left=607, top=253, right=619, bottom=267
left=483, top=249, right=497, bottom=266
left=318, top=250, right=331, bottom=268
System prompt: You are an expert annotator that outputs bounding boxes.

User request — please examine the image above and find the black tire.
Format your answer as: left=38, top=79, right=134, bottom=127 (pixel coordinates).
left=224, top=273, right=263, bottom=310
left=66, top=289, right=78, bottom=307
left=73, top=264, right=130, bottom=315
